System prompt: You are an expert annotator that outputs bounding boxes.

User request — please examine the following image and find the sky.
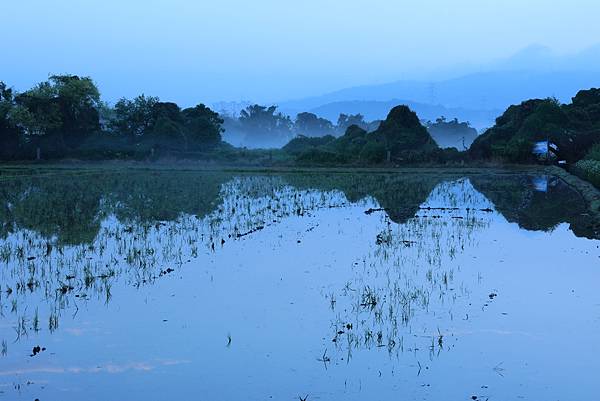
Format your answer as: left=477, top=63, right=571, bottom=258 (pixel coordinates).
left=2, top=0, right=600, bottom=105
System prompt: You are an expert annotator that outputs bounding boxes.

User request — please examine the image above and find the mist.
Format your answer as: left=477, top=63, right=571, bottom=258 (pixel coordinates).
left=3, top=0, right=600, bottom=106
left=4, top=2, right=600, bottom=401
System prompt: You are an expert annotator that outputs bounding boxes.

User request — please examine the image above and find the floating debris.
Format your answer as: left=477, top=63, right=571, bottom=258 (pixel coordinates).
left=30, top=346, right=46, bottom=357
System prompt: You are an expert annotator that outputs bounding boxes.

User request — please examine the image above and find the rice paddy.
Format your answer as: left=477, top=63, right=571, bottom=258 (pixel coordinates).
left=0, top=167, right=598, bottom=400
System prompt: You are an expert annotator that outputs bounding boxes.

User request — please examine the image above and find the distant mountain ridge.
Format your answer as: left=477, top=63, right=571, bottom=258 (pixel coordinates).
left=281, top=70, right=600, bottom=111
left=278, top=51, right=600, bottom=130
left=220, top=45, right=600, bottom=133
left=306, top=99, right=500, bottom=131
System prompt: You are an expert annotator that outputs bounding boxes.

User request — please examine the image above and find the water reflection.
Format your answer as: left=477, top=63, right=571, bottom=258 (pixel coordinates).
left=0, top=170, right=593, bottom=246
left=326, top=179, right=494, bottom=365
left=0, top=169, right=598, bottom=400
left=0, top=171, right=595, bottom=339
left=469, top=174, right=593, bottom=236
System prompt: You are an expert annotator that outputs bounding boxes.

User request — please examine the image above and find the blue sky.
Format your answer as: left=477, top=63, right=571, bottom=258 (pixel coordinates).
left=2, top=0, right=600, bottom=104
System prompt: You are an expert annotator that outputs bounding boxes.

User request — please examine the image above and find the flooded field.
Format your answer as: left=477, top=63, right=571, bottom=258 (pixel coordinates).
left=0, top=168, right=599, bottom=401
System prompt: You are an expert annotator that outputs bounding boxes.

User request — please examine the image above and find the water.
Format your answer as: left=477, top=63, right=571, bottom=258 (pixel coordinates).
left=0, top=168, right=599, bottom=401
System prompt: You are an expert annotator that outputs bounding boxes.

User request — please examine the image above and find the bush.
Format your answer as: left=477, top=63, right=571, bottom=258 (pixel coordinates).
left=584, top=143, right=600, bottom=161
left=296, top=148, right=346, bottom=164
left=282, top=135, right=335, bottom=154
left=572, top=159, right=600, bottom=188
left=359, top=141, right=386, bottom=163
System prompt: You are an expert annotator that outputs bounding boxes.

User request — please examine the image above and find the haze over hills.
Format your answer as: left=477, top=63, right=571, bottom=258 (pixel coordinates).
left=274, top=45, right=600, bottom=131
left=307, top=100, right=500, bottom=131
left=283, top=70, right=600, bottom=110
left=278, top=70, right=600, bottom=130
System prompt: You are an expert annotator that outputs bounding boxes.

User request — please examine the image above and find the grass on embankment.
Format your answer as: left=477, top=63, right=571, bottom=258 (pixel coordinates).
left=547, top=165, right=600, bottom=218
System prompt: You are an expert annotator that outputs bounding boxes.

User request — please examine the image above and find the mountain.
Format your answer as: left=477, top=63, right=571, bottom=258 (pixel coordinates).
left=216, top=45, right=600, bottom=133
left=281, top=70, right=600, bottom=112
left=278, top=44, right=600, bottom=129
left=306, top=99, right=500, bottom=131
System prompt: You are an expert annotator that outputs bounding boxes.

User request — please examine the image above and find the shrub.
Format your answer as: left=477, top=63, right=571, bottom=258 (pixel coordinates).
left=296, top=148, right=346, bottom=165
left=584, top=144, right=600, bottom=161
left=282, top=135, right=335, bottom=154
left=359, top=141, right=386, bottom=163
left=572, top=159, right=600, bottom=188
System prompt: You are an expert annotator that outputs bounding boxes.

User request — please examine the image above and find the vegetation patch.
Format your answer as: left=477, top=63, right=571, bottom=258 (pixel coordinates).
left=571, top=159, right=600, bottom=188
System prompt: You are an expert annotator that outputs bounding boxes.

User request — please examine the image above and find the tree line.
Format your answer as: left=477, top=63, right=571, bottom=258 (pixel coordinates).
left=469, top=89, right=600, bottom=163
left=0, top=75, right=381, bottom=160
left=2, top=74, right=599, bottom=168
left=0, top=75, right=223, bottom=160
left=221, top=106, right=380, bottom=148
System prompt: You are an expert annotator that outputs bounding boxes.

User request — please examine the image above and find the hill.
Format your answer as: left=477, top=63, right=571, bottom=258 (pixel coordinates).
left=305, top=99, right=498, bottom=131
left=279, top=70, right=600, bottom=129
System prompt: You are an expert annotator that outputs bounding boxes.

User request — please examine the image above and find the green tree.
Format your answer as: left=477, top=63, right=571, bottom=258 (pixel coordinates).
left=13, top=82, right=61, bottom=137
left=111, top=95, right=159, bottom=142
left=330, top=124, right=368, bottom=156
left=0, top=82, right=22, bottom=159
left=282, top=134, right=335, bottom=154
left=12, top=75, right=101, bottom=156
left=181, top=104, right=223, bottom=150
left=49, top=75, right=101, bottom=148
left=370, top=105, right=437, bottom=158
left=468, top=96, right=598, bottom=163
left=145, top=102, right=185, bottom=149
left=359, top=141, right=386, bottom=163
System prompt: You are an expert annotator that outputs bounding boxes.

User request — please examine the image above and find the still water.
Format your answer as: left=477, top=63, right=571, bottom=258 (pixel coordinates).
left=0, top=169, right=599, bottom=401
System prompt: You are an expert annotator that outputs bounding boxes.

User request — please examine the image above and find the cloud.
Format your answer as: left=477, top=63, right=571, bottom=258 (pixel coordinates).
left=0, top=359, right=191, bottom=376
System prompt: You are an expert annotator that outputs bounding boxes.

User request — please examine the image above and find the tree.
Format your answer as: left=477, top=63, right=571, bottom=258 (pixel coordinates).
left=138, top=102, right=186, bottom=150
left=282, top=134, right=335, bottom=154
left=370, top=105, right=438, bottom=157
left=111, top=95, right=159, bottom=142
left=337, top=113, right=367, bottom=134
left=294, top=112, right=334, bottom=137
left=49, top=75, right=101, bottom=148
left=330, top=124, right=368, bottom=156
left=181, top=104, right=223, bottom=150
left=359, top=141, right=386, bottom=163
left=0, top=82, right=22, bottom=159
left=468, top=95, right=600, bottom=163
left=238, top=105, right=293, bottom=148
left=11, top=75, right=101, bottom=156
left=426, top=117, right=478, bottom=149
left=13, top=82, right=61, bottom=137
